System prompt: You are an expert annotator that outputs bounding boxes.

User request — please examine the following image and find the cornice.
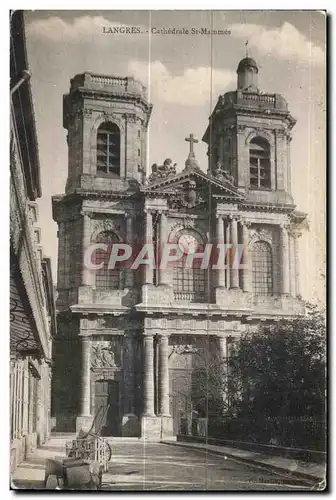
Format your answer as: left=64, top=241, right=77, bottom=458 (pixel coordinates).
left=239, top=201, right=296, bottom=214
left=135, top=303, right=252, bottom=317
left=75, top=88, right=152, bottom=114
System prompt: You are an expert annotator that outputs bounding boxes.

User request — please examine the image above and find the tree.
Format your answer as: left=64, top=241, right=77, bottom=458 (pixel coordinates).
left=169, top=305, right=326, bottom=447
left=169, top=339, right=229, bottom=420
left=228, top=303, right=326, bottom=420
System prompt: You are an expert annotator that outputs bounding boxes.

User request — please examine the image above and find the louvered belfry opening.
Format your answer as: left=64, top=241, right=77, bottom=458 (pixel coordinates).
left=249, top=137, right=271, bottom=189
left=97, top=122, right=121, bottom=176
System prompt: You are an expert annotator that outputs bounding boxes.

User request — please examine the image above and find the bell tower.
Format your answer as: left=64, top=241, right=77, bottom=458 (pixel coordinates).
left=203, top=56, right=296, bottom=205
left=63, top=72, right=152, bottom=193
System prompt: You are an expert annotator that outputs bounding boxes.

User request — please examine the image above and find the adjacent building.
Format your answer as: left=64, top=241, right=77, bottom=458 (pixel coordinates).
left=10, top=11, right=56, bottom=471
left=52, top=56, right=306, bottom=439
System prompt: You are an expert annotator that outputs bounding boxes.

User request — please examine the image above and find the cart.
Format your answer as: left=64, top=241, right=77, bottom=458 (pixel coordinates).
left=65, top=405, right=112, bottom=472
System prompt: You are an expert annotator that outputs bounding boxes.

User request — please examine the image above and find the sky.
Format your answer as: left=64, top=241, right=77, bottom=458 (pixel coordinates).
left=23, top=10, right=326, bottom=304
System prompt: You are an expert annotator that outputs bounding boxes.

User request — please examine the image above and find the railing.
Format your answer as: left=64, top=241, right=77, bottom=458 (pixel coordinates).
left=220, top=91, right=281, bottom=110
left=87, top=74, right=146, bottom=95
left=240, top=92, right=276, bottom=106
left=173, top=291, right=208, bottom=302
left=91, top=75, right=128, bottom=87
left=207, top=416, right=326, bottom=452
left=177, top=434, right=326, bottom=464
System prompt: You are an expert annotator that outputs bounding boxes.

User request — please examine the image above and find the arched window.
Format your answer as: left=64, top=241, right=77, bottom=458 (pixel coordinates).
left=249, top=137, right=271, bottom=189
left=251, top=241, right=273, bottom=296
left=96, top=122, right=120, bottom=176
left=172, top=232, right=207, bottom=301
left=173, top=260, right=207, bottom=301
left=94, top=231, right=121, bottom=289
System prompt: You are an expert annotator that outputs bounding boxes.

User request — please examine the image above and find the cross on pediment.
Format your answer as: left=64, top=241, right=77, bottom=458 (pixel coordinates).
left=185, top=133, right=198, bottom=155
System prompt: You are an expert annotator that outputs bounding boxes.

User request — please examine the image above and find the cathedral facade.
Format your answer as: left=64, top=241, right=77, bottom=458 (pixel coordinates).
left=52, top=57, right=306, bottom=439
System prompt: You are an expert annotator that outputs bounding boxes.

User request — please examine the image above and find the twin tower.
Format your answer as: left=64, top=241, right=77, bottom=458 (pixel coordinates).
left=61, top=57, right=295, bottom=205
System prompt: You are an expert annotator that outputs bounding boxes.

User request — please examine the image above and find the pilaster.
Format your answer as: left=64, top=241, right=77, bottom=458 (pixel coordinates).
left=142, top=334, right=155, bottom=416
left=144, top=210, right=153, bottom=286
left=216, top=215, right=226, bottom=288
left=81, top=211, right=92, bottom=286
left=158, top=334, right=170, bottom=416
left=217, top=335, right=229, bottom=408
left=241, top=220, right=252, bottom=293
left=294, top=231, right=302, bottom=298
left=79, top=337, right=91, bottom=417
left=125, top=212, right=134, bottom=289
left=225, top=217, right=231, bottom=289
left=158, top=212, right=169, bottom=286
left=230, top=216, right=240, bottom=289
left=280, top=224, right=290, bottom=295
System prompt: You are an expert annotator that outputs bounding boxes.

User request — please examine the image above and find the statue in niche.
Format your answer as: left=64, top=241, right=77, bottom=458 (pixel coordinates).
left=91, top=342, right=116, bottom=368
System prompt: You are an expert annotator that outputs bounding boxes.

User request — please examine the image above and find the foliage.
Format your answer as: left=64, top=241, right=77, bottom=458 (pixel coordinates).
left=228, top=304, right=326, bottom=420
left=172, top=304, right=326, bottom=447
left=171, top=304, right=326, bottom=448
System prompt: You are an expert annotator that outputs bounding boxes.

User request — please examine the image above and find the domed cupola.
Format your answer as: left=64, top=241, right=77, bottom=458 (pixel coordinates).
left=237, top=56, right=259, bottom=92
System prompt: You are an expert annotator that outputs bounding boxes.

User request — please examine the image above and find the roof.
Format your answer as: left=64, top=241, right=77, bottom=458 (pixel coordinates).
left=237, top=57, right=259, bottom=73
left=10, top=10, right=42, bottom=200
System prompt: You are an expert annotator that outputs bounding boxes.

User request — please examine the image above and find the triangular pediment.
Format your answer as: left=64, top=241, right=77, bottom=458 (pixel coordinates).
left=142, top=166, right=244, bottom=208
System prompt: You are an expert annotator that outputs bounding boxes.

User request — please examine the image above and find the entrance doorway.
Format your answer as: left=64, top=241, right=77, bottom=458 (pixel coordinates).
left=94, top=380, right=120, bottom=436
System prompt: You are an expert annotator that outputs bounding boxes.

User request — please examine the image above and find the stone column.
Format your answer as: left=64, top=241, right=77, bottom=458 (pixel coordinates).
left=36, top=371, right=42, bottom=442
left=123, top=335, right=134, bottom=414
left=10, top=361, right=14, bottom=438
left=28, top=374, right=34, bottom=434
left=158, top=334, right=170, bottom=416
left=216, top=215, right=226, bottom=288
left=294, top=232, right=301, bottom=297
left=143, top=334, right=155, bottom=416
left=144, top=211, right=153, bottom=285
left=22, top=358, right=29, bottom=435
left=226, top=335, right=234, bottom=408
left=218, top=336, right=226, bottom=361
left=158, top=212, right=168, bottom=286
left=79, top=337, right=91, bottom=416
left=280, top=224, right=290, bottom=295
left=225, top=218, right=231, bottom=289
left=12, top=361, right=18, bottom=438
left=82, top=212, right=92, bottom=286
left=230, top=217, right=240, bottom=289
left=217, top=336, right=229, bottom=408
left=125, top=213, right=134, bottom=289
left=57, top=222, right=65, bottom=289
left=289, top=232, right=296, bottom=297
left=17, top=360, right=23, bottom=438
left=241, top=221, right=251, bottom=293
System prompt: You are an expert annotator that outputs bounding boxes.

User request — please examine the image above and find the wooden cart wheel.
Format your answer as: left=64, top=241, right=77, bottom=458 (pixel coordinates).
left=104, top=441, right=112, bottom=462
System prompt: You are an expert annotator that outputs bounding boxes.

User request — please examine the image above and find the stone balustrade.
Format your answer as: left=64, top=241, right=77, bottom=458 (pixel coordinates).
left=173, top=291, right=208, bottom=302
left=218, top=90, right=288, bottom=111
left=70, top=72, right=147, bottom=97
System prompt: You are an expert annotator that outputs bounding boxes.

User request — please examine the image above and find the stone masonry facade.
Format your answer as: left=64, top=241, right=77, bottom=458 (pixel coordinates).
left=52, top=57, right=306, bottom=439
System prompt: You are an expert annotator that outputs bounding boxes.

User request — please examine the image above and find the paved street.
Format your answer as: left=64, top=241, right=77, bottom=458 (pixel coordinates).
left=12, top=439, right=314, bottom=491
left=101, top=442, right=312, bottom=491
